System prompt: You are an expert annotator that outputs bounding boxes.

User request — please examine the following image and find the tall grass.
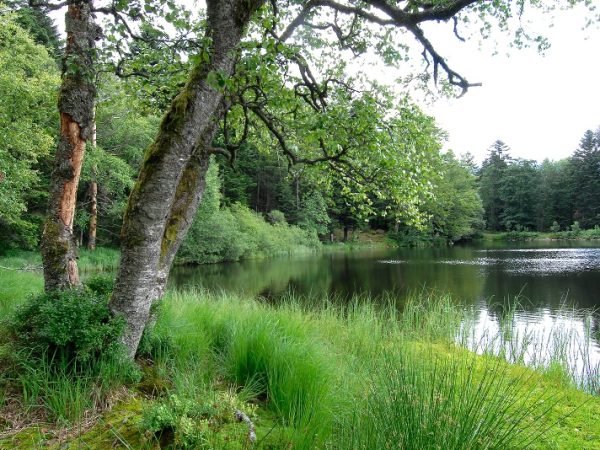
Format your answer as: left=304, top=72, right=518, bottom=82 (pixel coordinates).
left=147, top=290, right=570, bottom=449
left=462, top=299, right=600, bottom=394
left=1, top=347, right=133, bottom=424
left=1, top=278, right=595, bottom=447
left=335, top=348, right=556, bottom=449
left=0, top=270, right=43, bottom=317
left=78, top=247, right=120, bottom=272
left=0, top=247, right=120, bottom=274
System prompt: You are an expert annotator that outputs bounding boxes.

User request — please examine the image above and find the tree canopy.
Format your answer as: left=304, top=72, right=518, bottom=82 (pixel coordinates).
left=0, top=9, right=59, bottom=248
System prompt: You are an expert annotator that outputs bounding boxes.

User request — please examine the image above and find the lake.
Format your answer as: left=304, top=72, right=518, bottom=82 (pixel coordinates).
left=170, top=241, right=600, bottom=389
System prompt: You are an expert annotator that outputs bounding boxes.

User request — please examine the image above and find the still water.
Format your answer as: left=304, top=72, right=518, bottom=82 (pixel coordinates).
left=171, top=241, right=600, bottom=387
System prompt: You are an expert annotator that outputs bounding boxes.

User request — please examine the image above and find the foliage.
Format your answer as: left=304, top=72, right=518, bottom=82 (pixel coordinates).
left=478, top=127, right=600, bottom=234
left=297, top=191, right=331, bottom=235
left=140, top=392, right=257, bottom=449
left=0, top=10, right=59, bottom=248
left=266, top=209, right=286, bottom=224
left=0, top=285, right=139, bottom=424
left=4, top=0, right=61, bottom=59
left=499, top=158, right=541, bottom=230
left=570, top=128, right=600, bottom=228
left=178, top=160, right=320, bottom=265
left=479, top=140, right=510, bottom=231
left=426, top=151, right=484, bottom=242
left=85, top=273, right=116, bottom=297
left=538, top=159, right=572, bottom=230
left=76, top=77, right=160, bottom=247
left=7, top=289, right=125, bottom=365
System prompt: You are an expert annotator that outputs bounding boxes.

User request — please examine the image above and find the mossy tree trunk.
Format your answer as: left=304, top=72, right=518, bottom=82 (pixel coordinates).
left=109, top=0, right=264, bottom=358
left=41, top=1, right=100, bottom=291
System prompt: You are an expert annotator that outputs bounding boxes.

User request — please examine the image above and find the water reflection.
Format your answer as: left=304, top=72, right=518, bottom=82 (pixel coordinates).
left=464, top=306, right=599, bottom=392
left=170, top=242, right=600, bottom=388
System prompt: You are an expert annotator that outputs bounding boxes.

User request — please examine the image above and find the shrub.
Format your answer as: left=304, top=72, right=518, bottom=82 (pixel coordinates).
left=85, top=273, right=115, bottom=296
left=140, top=392, right=256, bottom=449
left=178, top=203, right=319, bottom=265
left=8, top=289, right=125, bottom=365
left=266, top=209, right=286, bottom=224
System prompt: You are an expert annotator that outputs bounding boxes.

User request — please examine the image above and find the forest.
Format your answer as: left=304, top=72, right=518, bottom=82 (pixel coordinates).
left=480, top=135, right=600, bottom=234
left=1, top=0, right=600, bottom=448
left=3, top=1, right=599, bottom=258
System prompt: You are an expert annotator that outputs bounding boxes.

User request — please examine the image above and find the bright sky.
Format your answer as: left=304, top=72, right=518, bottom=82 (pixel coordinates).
left=417, top=6, right=600, bottom=163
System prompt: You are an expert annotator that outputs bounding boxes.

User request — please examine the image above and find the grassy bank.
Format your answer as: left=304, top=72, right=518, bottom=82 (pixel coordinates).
left=0, top=248, right=120, bottom=273
left=481, top=227, right=600, bottom=242
left=1, top=269, right=600, bottom=449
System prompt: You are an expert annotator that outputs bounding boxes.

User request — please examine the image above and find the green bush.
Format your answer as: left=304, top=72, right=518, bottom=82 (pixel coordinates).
left=177, top=158, right=319, bottom=265
left=140, top=392, right=256, bottom=449
left=85, top=273, right=115, bottom=296
left=178, top=203, right=319, bottom=265
left=266, top=209, right=286, bottom=224
left=8, top=289, right=125, bottom=365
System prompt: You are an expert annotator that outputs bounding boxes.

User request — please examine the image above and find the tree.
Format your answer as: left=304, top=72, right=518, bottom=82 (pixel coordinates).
left=537, top=159, right=572, bottom=230
left=297, top=191, right=331, bottom=236
left=32, top=0, right=591, bottom=356
left=0, top=10, right=59, bottom=250
left=40, top=0, right=100, bottom=291
left=114, top=0, right=596, bottom=357
left=32, top=0, right=194, bottom=287
left=427, top=152, right=483, bottom=242
left=499, top=159, right=540, bottom=231
left=479, top=140, right=510, bottom=231
left=76, top=77, right=160, bottom=248
left=570, top=128, right=600, bottom=228
left=5, top=0, right=61, bottom=59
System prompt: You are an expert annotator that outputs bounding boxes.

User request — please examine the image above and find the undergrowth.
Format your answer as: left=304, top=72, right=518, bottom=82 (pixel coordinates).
left=1, top=285, right=599, bottom=448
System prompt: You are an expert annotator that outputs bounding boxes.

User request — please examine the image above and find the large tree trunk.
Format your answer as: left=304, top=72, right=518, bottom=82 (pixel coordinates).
left=41, top=1, right=99, bottom=291
left=110, top=0, right=264, bottom=358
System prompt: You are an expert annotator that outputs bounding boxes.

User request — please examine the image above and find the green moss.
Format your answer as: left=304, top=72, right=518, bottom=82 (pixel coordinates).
left=41, top=220, right=69, bottom=261
left=61, top=397, right=146, bottom=449
left=0, top=427, right=53, bottom=449
left=137, top=362, right=172, bottom=397
left=160, top=160, right=204, bottom=260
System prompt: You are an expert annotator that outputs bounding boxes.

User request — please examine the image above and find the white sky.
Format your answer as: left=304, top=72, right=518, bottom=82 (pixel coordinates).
left=416, top=6, right=600, bottom=163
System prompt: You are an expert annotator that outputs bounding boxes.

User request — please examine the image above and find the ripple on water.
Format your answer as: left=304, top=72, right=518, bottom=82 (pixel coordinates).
left=439, top=248, right=600, bottom=275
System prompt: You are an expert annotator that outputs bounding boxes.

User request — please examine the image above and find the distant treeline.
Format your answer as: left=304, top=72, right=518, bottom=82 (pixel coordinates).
left=479, top=130, right=600, bottom=233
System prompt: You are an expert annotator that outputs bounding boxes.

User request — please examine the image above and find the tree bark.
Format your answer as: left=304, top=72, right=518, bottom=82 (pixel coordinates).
left=87, top=117, right=98, bottom=251
left=87, top=180, right=97, bottom=250
left=41, top=1, right=100, bottom=291
left=110, top=0, right=264, bottom=358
